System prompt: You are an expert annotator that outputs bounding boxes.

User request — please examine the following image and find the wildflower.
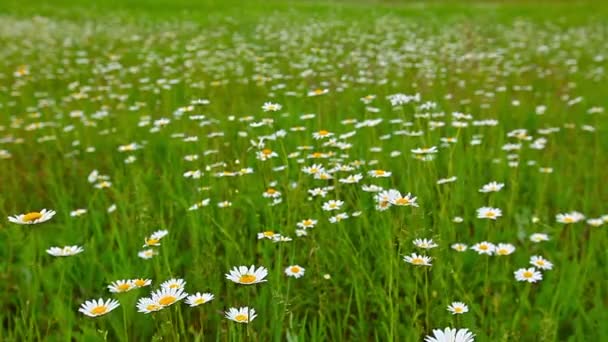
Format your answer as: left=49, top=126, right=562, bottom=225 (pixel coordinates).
left=143, top=229, right=169, bottom=247
left=70, top=209, right=87, bottom=217
left=447, top=302, right=469, bottom=315
left=413, top=238, right=438, bottom=249
left=411, top=146, right=438, bottom=154
left=471, top=242, right=495, bottom=255
left=451, top=243, right=468, bottom=252
left=403, top=253, right=432, bottom=266
left=160, top=278, right=186, bottom=290
left=185, top=292, right=215, bottom=307
left=46, top=245, right=84, bottom=257
left=136, top=297, right=162, bottom=314
left=263, top=188, right=281, bottom=198
left=79, top=298, right=120, bottom=318
left=322, top=200, right=344, bottom=211
left=138, top=249, right=158, bottom=259
left=329, top=212, right=349, bottom=223
left=495, top=243, right=516, bottom=256
left=452, top=216, right=464, bottom=223
left=312, top=130, right=333, bottom=139
left=108, top=280, right=135, bottom=293
left=387, top=190, right=418, bottom=207
left=514, top=267, right=542, bottom=283
left=285, top=265, right=305, bottom=278
left=368, top=169, right=391, bottom=178
left=339, top=174, right=363, bottom=184
left=151, top=287, right=187, bottom=307
left=225, top=265, right=268, bottom=285
left=262, top=102, right=282, bottom=112
left=476, top=207, right=502, bottom=220
left=297, top=219, right=317, bottom=229
left=257, top=230, right=278, bottom=240
left=530, top=233, right=549, bottom=243
left=556, top=211, right=585, bottom=224
left=131, top=278, right=152, bottom=288
left=530, top=256, right=553, bottom=270
left=225, top=307, right=257, bottom=323
left=479, top=181, right=504, bottom=193
left=424, top=328, right=475, bottom=342
left=587, top=218, right=603, bottom=227
left=8, top=209, right=56, bottom=225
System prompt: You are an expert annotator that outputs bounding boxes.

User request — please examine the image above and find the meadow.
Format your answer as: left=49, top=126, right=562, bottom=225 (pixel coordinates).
left=0, top=1, right=607, bottom=341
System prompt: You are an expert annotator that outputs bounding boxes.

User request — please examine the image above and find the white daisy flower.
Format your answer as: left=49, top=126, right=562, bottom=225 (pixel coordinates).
left=225, top=265, right=268, bottom=285
left=225, top=307, right=257, bottom=323
left=46, top=245, right=83, bottom=257
left=78, top=298, right=120, bottom=317
left=185, top=292, right=215, bottom=307
left=8, top=209, right=56, bottom=225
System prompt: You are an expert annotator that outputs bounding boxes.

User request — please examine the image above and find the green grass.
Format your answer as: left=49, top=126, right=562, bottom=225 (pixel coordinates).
left=0, top=1, right=607, bottom=341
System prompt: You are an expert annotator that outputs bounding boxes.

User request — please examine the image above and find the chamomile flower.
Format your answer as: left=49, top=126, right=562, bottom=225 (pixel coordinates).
left=530, top=256, right=553, bottom=270
left=143, top=229, right=169, bottom=247
left=46, top=245, right=84, bottom=257
left=329, top=212, right=349, bottom=223
left=136, top=297, right=162, bottom=314
left=151, top=287, right=187, bottom=308
left=368, top=169, right=392, bottom=178
left=138, top=249, right=158, bottom=259
left=108, top=280, right=135, bottom=293
left=160, top=278, right=186, bottom=290
left=262, top=102, right=282, bottom=112
left=403, top=253, right=432, bottom=266
left=297, top=219, right=317, bottom=229
left=556, top=211, right=585, bottom=224
left=225, top=265, right=268, bottom=285
left=387, top=190, right=418, bottom=207
left=285, top=265, right=305, bottom=278
left=413, top=238, right=438, bottom=249
left=225, top=307, right=257, bottom=323
left=514, top=267, right=542, bottom=283
left=471, top=241, right=495, bottom=255
left=257, top=230, right=278, bottom=240
left=476, top=207, right=502, bottom=220
left=322, top=200, right=344, bottom=211
left=78, top=298, right=120, bottom=318
left=312, top=130, right=333, bottom=139
left=70, top=209, right=87, bottom=217
left=479, top=181, right=504, bottom=193
left=495, top=243, right=516, bottom=256
left=451, top=243, right=468, bottom=252
left=185, top=292, right=215, bottom=307
left=8, top=209, right=56, bottom=225
left=424, top=327, right=475, bottom=342
left=447, top=302, right=469, bottom=315
left=131, top=278, right=152, bottom=288
left=529, top=233, right=549, bottom=243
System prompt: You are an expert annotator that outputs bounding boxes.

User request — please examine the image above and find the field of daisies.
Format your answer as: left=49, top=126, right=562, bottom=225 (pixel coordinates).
left=1, top=1, right=607, bottom=341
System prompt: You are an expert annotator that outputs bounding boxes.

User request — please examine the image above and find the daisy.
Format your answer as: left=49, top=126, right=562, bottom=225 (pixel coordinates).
left=225, top=265, right=268, bottom=285
left=70, top=209, right=87, bottom=217
left=368, top=169, right=392, bottom=178
left=225, top=307, right=257, bottom=323
left=78, top=298, right=120, bottom=318
left=312, top=130, right=333, bottom=139
left=257, top=230, right=278, bottom=240
left=262, top=102, right=282, bottom=112
left=46, top=245, right=84, bottom=257
left=495, top=243, right=516, bottom=256
left=339, top=174, right=363, bottom=184
left=452, top=216, right=464, bottom=223
left=587, top=218, right=604, bottom=227
left=108, top=280, right=135, bottom=293
left=143, top=229, right=169, bottom=247
left=160, top=278, right=186, bottom=290
left=329, top=212, right=349, bottom=223
left=136, top=297, right=162, bottom=314
left=387, top=190, right=418, bottom=207
left=284, top=265, right=305, bottom=278
left=471, top=241, right=495, bottom=255
left=447, top=302, right=469, bottom=315
left=131, top=278, right=152, bottom=288
left=413, top=238, right=438, bottom=249
left=476, top=207, right=502, bottom=220
left=424, top=328, right=475, bottom=342
left=8, top=209, right=56, bottom=225
left=185, top=292, right=215, bottom=307
left=322, top=200, right=344, bottom=211
left=411, top=146, right=438, bottom=154
left=297, top=219, right=317, bottom=229
left=151, top=287, right=187, bottom=307
left=302, top=164, right=325, bottom=175
left=451, top=243, right=468, bottom=252
left=479, top=181, right=504, bottom=193
left=403, top=253, right=432, bottom=266
left=263, top=188, right=281, bottom=198
left=361, top=184, right=384, bottom=192
left=529, top=233, right=549, bottom=243
left=138, top=249, right=158, bottom=259
left=514, top=267, right=543, bottom=283
left=556, top=211, right=585, bottom=224
left=530, top=256, right=553, bottom=270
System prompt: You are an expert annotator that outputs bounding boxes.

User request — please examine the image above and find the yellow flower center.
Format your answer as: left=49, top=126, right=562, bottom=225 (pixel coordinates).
left=146, top=238, right=159, bottom=245
left=117, top=283, right=131, bottom=291
left=313, top=89, right=324, bottom=95
left=263, top=231, right=274, bottom=237
left=23, top=212, right=43, bottom=222
left=375, top=170, right=385, bottom=175
left=497, top=249, right=508, bottom=255
left=522, top=271, right=533, bottom=278
left=235, top=314, right=248, bottom=322
left=146, top=304, right=160, bottom=311
left=485, top=212, right=495, bottom=218
left=91, top=306, right=107, bottom=315
left=290, top=266, right=301, bottom=273
left=395, top=198, right=410, bottom=205
left=454, top=307, right=463, bottom=313
left=479, top=245, right=488, bottom=250
left=168, top=284, right=179, bottom=289
left=158, top=295, right=176, bottom=306
left=239, top=274, right=257, bottom=284
left=194, top=298, right=206, bottom=305
left=319, top=174, right=329, bottom=179
left=563, top=217, right=574, bottom=223
left=318, top=130, right=329, bottom=136
left=412, top=258, right=424, bottom=265
left=303, top=220, right=312, bottom=226
left=536, top=260, right=545, bottom=266
left=266, top=188, right=276, bottom=194
left=133, top=279, right=147, bottom=287
left=262, top=149, right=272, bottom=155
